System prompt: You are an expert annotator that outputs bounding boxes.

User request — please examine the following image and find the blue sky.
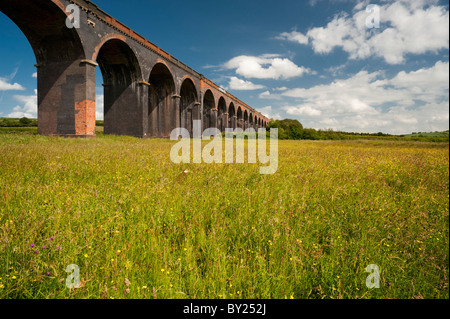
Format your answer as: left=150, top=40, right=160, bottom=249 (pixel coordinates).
left=0, top=0, right=448, bottom=134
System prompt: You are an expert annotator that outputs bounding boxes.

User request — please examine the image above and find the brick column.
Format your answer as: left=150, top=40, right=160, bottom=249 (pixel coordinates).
left=230, top=115, right=237, bottom=129
left=173, top=94, right=181, bottom=130
left=37, top=58, right=97, bottom=137
left=238, top=119, right=244, bottom=130
left=222, top=112, right=229, bottom=131
left=139, top=81, right=150, bottom=138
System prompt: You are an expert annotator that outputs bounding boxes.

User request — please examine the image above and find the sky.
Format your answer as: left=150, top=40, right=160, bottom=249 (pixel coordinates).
left=0, top=0, right=448, bottom=134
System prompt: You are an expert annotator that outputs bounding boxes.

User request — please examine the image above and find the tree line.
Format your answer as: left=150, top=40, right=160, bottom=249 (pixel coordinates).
left=265, top=119, right=449, bottom=142
left=0, top=117, right=38, bottom=127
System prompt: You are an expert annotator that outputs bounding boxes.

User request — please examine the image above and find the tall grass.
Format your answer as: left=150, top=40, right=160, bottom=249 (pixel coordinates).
left=0, top=131, right=448, bottom=299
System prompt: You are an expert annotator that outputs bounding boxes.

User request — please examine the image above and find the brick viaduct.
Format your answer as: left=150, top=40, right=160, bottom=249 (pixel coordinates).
left=0, top=0, right=269, bottom=138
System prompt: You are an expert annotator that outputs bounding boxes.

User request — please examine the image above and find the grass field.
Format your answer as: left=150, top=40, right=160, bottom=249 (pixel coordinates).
left=0, top=128, right=448, bottom=299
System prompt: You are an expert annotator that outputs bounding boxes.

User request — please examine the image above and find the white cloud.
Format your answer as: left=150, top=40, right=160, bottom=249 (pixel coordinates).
left=259, top=105, right=281, bottom=120
left=259, top=91, right=271, bottom=98
left=223, top=54, right=310, bottom=80
left=389, top=60, right=449, bottom=102
left=0, top=77, right=25, bottom=91
left=7, top=89, right=37, bottom=118
left=353, top=0, right=371, bottom=11
left=276, top=31, right=309, bottom=45
left=96, top=88, right=104, bottom=121
left=278, top=1, right=449, bottom=64
left=283, top=69, right=386, bottom=115
left=32, top=72, right=37, bottom=78
left=283, top=105, right=322, bottom=117
left=279, top=61, right=449, bottom=134
left=228, top=76, right=265, bottom=90
left=258, top=90, right=283, bottom=100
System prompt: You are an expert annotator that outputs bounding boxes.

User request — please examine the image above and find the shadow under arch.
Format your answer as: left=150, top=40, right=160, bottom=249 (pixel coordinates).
left=228, top=102, right=236, bottom=129
left=243, top=109, right=248, bottom=130
left=180, top=77, right=199, bottom=137
left=217, top=96, right=227, bottom=132
left=96, top=38, right=143, bottom=136
left=148, top=62, right=176, bottom=138
left=202, top=89, right=215, bottom=131
left=237, top=106, right=243, bottom=129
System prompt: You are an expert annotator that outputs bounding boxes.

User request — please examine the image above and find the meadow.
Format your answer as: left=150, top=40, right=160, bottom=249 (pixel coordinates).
left=0, top=128, right=448, bottom=299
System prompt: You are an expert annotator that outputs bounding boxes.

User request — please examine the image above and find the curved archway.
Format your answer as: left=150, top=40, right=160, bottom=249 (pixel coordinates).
left=249, top=113, right=254, bottom=129
left=202, top=90, right=215, bottom=131
left=217, top=96, right=227, bottom=132
left=180, top=78, right=198, bottom=136
left=0, top=0, right=90, bottom=136
left=0, top=0, right=85, bottom=65
left=228, top=103, right=236, bottom=129
left=148, top=63, right=175, bottom=137
left=97, top=39, right=142, bottom=136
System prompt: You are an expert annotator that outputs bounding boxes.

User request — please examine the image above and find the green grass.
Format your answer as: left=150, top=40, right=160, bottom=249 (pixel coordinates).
left=0, top=129, right=448, bottom=299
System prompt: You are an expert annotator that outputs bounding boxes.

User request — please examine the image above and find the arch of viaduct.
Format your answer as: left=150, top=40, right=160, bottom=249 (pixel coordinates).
left=0, top=0, right=269, bottom=138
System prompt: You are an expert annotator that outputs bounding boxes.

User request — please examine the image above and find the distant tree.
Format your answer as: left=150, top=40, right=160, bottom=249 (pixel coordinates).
left=267, top=119, right=303, bottom=140
left=292, top=127, right=301, bottom=139
left=19, top=117, right=32, bottom=126
left=301, top=128, right=319, bottom=140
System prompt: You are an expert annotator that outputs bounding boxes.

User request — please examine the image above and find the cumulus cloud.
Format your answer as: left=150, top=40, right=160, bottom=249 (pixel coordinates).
left=276, top=31, right=309, bottom=45
left=283, top=105, right=322, bottom=117
left=259, top=90, right=283, bottom=100
left=228, top=76, right=265, bottom=90
left=0, top=77, right=25, bottom=91
left=259, top=105, right=281, bottom=120
left=389, top=60, right=449, bottom=99
left=278, top=0, right=449, bottom=64
left=223, top=54, right=310, bottom=80
left=280, top=60, right=449, bottom=134
left=96, top=87, right=104, bottom=121
left=7, top=89, right=37, bottom=118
